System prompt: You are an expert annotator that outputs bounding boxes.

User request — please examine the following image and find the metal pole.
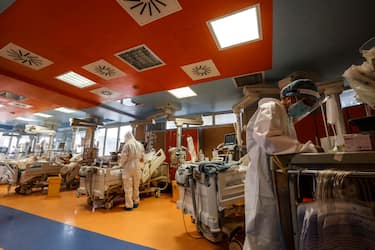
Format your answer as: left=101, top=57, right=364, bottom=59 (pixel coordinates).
left=71, top=127, right=77, bottom=153
left=176, top=125, right=182, bottom=149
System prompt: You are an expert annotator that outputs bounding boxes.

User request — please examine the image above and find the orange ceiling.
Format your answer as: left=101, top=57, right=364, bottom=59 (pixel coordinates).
left=0, top=0, right=272, bottom=121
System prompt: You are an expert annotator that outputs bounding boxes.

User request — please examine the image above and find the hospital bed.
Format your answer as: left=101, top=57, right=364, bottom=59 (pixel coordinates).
left=0, top=154, right=83, bottom=194
left=76, top=149, right=168, bottom=211
left=0, top=158, right=62, bottom=194
left=175, top=161, right=246, bottom=249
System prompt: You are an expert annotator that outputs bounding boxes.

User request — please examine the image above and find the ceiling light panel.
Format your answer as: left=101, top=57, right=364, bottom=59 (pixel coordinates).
left=56, top=71, right=96, bottom=88
left=116, top=0, right=182, bottom=26
left=82, top=59, right=126, bottom=80
left=16, top=117, right=35, bottom=122
left=0, top=42, right=53, bottom=70
left=54, top=107, right=77, bottom=114
left=168, top=87, right=197, bottom=99
left=34, top=112, right=53, bottom=118
left=90, top=87, right=121, bottom=99
left=116, top=44, right=165, bottom=72
left=0, top=104, right=4, bottom=108
left=181, top=59, right=221, bottom=80
left=208, top=4, right=262, bottom=49
left=122, top=98, right=136, bottom=106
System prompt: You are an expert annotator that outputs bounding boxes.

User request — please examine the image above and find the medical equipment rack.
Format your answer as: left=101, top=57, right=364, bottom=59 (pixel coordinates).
left=270, top=151, right=375, bottom=250
left=175, top=162, right=246, bottom=249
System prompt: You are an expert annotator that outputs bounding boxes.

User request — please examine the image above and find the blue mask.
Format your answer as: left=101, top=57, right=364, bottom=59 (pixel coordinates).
left=287, top=100, right=312, bottom=119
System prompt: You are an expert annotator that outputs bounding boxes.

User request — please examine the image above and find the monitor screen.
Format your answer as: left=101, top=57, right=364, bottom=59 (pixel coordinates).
left=224, top=133, right=236, bottom=145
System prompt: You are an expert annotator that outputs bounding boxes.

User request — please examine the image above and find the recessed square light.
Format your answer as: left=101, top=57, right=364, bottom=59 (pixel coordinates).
left=56, top=71, right=96, bottom=88
left=168, top=87, right=197, bottom=99
left=34, top=112, right=53, bottom=118
left=16, top=117, right=35, bottom=122
left=54, top=107, right=77, bottom=114
left=208, top=4, right=262, bottom=49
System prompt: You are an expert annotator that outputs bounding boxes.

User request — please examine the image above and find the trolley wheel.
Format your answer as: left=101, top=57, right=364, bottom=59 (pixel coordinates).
left=229, top=238, right=243, bottom=250
left=24, top=188, right=32, bottom=195
left=104, top=201, right=113, bottom=209
left=200, top=224, right=224, bottom=243
left=229, top=227, right=244, bottom=250
left=155, top=190, right=161, bottom=198
left=87, top=197, right=93, bottom=206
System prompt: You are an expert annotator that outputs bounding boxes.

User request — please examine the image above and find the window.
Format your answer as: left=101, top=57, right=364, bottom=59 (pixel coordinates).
left=188, top=115, right=213, bottom=127
left=104, top=127, right=118, bottom=155
left=96, top=128, right=106, bottom=157
left=9, top=136, right=18, bottom=153
left=166, top=121, right=187, bottom=130
left=166, top=121, right=177, bottom=130
left=76, top=130, right=86, bottom=153
left=18, top=136, right=31, bottom=153
left=340, top=88, right=362, bottom=108
left=202, top=115, right=213, bottom=126
left=214, top=113, right=236, bottom=125
left=0, top=134, right=11, bottom=152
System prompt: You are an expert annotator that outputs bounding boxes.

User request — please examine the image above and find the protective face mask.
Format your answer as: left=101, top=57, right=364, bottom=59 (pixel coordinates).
left=287, top=100, right=312, bottom=119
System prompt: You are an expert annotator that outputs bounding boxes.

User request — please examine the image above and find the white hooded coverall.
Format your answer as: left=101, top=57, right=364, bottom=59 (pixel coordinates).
left=244, top=98, right=317, bottom=250
left=120, top=132, right=145, bottom=209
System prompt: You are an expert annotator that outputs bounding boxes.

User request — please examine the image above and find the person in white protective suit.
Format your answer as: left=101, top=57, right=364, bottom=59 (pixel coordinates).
left=244, top=79, right=321, bottom=250
left=120, top=131, right=145, bottom=211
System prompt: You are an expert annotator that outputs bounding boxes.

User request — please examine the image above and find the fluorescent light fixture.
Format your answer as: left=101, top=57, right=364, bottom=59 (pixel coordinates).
left=16, top=117, right=35, bottom=122
left=122, top=98, right=136, bottom=107
left=54, top=107, right=77, bottom=114
left=34, top=112, right=53, bottom=118
left=208, top=4, right=261, bottom=49
left=168, top=87, right=197, bottom=99
left=0, top=104, right=4, bottom=108
left=56, top=71, right=96, bottom=88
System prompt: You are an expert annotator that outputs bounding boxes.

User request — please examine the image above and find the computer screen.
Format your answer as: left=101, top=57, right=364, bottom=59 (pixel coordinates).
left=224, top=133, right=236, bottom=145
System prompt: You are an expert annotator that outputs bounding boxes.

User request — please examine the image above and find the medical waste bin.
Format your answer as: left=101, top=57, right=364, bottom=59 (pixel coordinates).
left=47, top=176, right=61, bottom=197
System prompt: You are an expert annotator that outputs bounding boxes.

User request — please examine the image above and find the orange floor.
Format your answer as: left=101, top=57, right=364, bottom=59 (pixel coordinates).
left=0, top=185, right=227, bottom=250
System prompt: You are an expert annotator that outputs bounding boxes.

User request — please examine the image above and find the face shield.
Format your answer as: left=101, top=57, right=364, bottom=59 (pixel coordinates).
left=292, top=95, right=328, bottom=124
left=281, top=79, right=322, bottom=122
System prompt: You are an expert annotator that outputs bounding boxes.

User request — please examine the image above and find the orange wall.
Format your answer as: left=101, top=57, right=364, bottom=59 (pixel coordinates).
left=201, top=126, right=235, bottom=160
left=148, top=126, right=235, bottom=161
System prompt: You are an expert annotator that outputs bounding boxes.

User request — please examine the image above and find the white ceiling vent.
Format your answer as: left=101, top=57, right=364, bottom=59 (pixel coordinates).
left=0, top=91, right=26, bottom=101
left=115, top=44, right=165, bottom=71
left=8, top=102, right=32, bottom=109
left=0, top=43, right=53, bottom=70
left=82, top=59, right=126, bottom=80
left=233, top=72, right=264, bottom=88
left=116, top=0, right=182, bottom=26
left=90, top=87, right=122, bottom=99
left=181, top=59, right=221, bottom=81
